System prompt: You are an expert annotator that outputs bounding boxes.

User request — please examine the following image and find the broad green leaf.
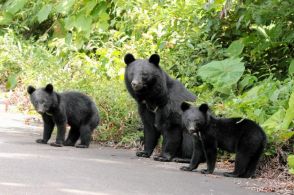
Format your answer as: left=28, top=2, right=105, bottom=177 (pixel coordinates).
left=80, top=0, right=97, bottom=16
left=0, top=12, right=13, bottom=25
left=99, top=12, right=110, bottom=22
left=198, top=58, right=245, bottom=91
left=65, top=32, right=72, bottom=45
left=64, top=16, right=76, bottom=30
left=6, top=75, right=17, bottom=90
left=97, top=21, right=109, bottom=31
left=56, top=0, right=76, bottom=15
left=238, top=74, right=257, bottom=92
left=92, top=1, right=108, bottom=19
left=288, top=155, right=294, bottom=169
left=262, top=109, right=284, bottom=134
left=282, top=92, right=294, bottom=129
left=4, top=0, right=27, bottom=14
left=37, top=4, right=52, bottom=23
left=241, top=85, right=262, bottom=100
left=75, top=14, right=92, bottom=33
left=280, top=131, right=294, bottom=141
left=226, top=39, right=244, bottom=58
left=290, top=168, right=294, bottom=175
left=288, top=59, right=294, bottom=75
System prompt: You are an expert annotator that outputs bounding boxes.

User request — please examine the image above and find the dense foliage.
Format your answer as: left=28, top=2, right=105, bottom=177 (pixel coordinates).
left=0, top=0, right=293, bottom=170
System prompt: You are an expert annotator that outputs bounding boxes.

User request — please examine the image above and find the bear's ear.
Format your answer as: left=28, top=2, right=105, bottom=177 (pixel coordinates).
left=181, top=102, right=191, bottom=112
left=199, top=103, right=209, bottom=113
left=124, top=53, right=135, bottom=65
left=27, top=86, right=36, bottom=94
left=149, top=54, right=160, bottom=67
left=45, top=84, right=54, bottom=94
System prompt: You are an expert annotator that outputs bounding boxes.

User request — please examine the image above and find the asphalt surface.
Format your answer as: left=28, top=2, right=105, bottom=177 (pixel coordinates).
left=0, top=102, right=270, bottom=195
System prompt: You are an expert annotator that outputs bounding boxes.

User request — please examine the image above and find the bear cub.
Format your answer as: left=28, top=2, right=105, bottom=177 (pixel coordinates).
left=180, top=102, right=267, bottom=178
left=27, top=84, right=99, bottom=148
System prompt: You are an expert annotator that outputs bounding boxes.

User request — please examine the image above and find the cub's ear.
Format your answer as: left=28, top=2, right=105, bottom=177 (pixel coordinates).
left=181, top=102, right=191, bottom=112
left=27, top=86, right=36, bottom=94
left=149, top=54, right=160, bottom=67
left=45, top=84, right=54, bottom=93
left=124, top=53, right=135, bottom=65
left=199, top=103, right=209, bottom=113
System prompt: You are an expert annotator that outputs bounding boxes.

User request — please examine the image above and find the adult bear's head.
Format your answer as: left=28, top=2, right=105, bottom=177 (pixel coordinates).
left=124, top=53, right=163, bottom=93
left=181, top=102, right=210, bottom=135
left=27, top=84, right=58, bottom=114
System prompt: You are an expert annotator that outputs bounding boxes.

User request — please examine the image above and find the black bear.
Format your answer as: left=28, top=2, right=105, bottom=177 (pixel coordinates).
left=27, top=84, right=99, bottom=148
left=180, top=102, right=267, bottom=178
left=124, top=53, right=205, bottom=162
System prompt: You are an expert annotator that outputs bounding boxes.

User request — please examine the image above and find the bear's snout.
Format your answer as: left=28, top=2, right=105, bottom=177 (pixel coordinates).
left=187, top=124, right=197, bottom=133
left=36, top=104, right=46, bottom=114
left=188, top=127, right=196, bottom=134
left=131, top=80, right=143, bottom=91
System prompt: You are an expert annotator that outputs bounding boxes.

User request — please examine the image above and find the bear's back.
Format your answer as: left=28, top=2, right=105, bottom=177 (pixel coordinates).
left=59, top=91, right=99, bottom=125
left=215, top=117, right=266, bottom=152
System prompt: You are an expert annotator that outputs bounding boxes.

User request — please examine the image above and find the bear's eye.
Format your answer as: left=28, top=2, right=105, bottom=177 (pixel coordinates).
left=141, top=73, right=148, bottom=77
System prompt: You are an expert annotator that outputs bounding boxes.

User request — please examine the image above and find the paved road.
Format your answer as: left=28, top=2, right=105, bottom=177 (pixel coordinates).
left=0, top=103, right=269, bottom=195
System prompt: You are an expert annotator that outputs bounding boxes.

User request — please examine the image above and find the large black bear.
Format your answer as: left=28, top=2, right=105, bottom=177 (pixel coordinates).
left=27, top=84, right=99, bottom=148
left=124, top=53, right=205, bottom=162
left=180, top=102, right=267, bottom=178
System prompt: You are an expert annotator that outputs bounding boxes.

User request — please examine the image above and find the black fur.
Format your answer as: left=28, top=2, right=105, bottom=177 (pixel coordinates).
left=124, top=53, right=204, bottom=162
left=28, top=84, right=99, bottom=148
left=180, top=103, right=267, bottom=178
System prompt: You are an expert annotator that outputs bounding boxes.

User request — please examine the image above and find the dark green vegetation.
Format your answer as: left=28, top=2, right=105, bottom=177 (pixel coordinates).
left=0, top=0, right=293, bottom=172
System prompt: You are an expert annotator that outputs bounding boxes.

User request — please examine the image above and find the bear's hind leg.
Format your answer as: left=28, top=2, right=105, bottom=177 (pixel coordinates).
left=64, top=127, right=80, bottom=146
left=76, top=125, right=92, bottom=148
left=224, top=152, right=249, bottom=178
left=241, top=146, right=264, bottom=178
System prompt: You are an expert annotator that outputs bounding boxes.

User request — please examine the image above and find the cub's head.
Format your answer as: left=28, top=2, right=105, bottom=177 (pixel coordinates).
left=124, top=53, right=162, bottom=93
left=181, top=102, right=210, bottom=135
left=27, top=84, right=57, bottom=114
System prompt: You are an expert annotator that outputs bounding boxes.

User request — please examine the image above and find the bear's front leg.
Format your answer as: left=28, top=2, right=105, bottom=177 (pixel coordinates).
left=50, top=123, right=66, bottom=147
left=200, top=137, right=217, bottom=175
left=137, top=107, right=160, bottom=158
left=37, top=114, right=55, bottom=144
left=181, top=136, right=203, bottom=171
left=153, top=153, right=173, bottom=162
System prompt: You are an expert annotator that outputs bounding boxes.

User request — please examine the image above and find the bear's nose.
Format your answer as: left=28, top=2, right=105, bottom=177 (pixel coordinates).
left=188, top=127, right=195, bottom=132
left=131, top=80, right=143, bottom=91
left=131, top=80, right=138, bottom=87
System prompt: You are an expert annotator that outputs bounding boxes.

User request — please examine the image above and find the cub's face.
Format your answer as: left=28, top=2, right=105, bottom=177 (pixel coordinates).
left=27, top=84, right=54, bottom=114
left=124, top=53, right=161, bottom=92
left=181, top=102, right=209, bottom=135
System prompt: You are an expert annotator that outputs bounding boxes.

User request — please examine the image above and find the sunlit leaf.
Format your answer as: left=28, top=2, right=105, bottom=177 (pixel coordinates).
left=99, top=12, right=110, bottom=22
left=37, top=4, right=52, bottom=23
left=80, top=0, right=97, bottom=16
left=226, top=39, right=244, bottom=58
left=56, top=0, right=76, bottom=15
left=6, top=75, right=17, bottom=90
left=198, top=58, right=245, bottom=92
left=75, top=14, right=92, bottom=33
left=282, top=92, right=294, bottom=129
left=64, top=16, right=76, bottom=30
left=5, top=0, right=27, bottom=14
left=288, top=59, right=294, bottom=75
left=288, top=155, right=294, bottom=168
left=0, top=12, right=13, bottom=25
